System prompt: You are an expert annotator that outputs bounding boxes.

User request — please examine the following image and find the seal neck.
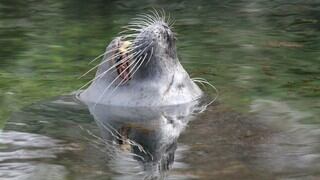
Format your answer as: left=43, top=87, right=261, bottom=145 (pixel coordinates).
left=134, top=48, right=178, bottom=80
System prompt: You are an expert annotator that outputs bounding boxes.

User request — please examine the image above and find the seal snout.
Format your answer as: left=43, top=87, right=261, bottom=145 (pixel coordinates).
left=131, top=21, right=176, bottom=62
left=137, top=22, right=175, bottom=45
left=107, top=12, right=179, bottom=82
left=79, top=10, right=204, bottom=106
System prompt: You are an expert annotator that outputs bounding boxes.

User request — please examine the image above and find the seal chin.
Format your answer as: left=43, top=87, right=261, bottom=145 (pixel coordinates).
left=79, top=12, right=203, bottom=107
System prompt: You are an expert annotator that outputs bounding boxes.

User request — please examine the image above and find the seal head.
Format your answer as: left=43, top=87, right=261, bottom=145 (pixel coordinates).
left=79, top=12, right=202, bottom=106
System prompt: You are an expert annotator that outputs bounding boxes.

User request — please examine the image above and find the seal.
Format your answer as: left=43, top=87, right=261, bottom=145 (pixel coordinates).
left=79, top=11, right=203, bottom=106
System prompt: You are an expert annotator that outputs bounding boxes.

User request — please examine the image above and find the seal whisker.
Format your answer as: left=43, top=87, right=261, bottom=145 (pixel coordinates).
left=120, top=42, right=153, bottom=84
left=108, top=57, right=143, bottom=95
left=94, top=119, right=126, bottom=142
left=93, top=119, right=149, bottom=156
left=136, top=14, right=154, bottom=23
left=126, top=24, right=147, bottom=31
left=122, top=24, right=146, bottom=30
left=87, top=47, right=118, bottom=65
left=82, top=135, right=105, bottom=146
left=128, top=41, right=152, bottom=60
left=193, top=79, right=206, bottom=87
left=119, top=29, right=139, bottom=35
left=129, top=52, right=148, bottom=79
left=109, top=57, right=142, bottom=102
left=149, top=8, right=161, bottom=22
left=122, top=27, right=141, bottom=32
left=131, top=17, right=153, bottom=26
left=121, top=35, right=138, bottom=41
left=108, top=53, right=140, bottom=76
left=97, top=49, right=140, bottom=75
left=125, top=22, right=148, bottom=27
left=167, top=11, right=171, bottom=24
left=147, top=11, right=161, bottom=23
left=155, top=8, right=163, bottom=22
left=160, top=8, right=166, bottom=22
left=153, top=11, right=161, bottom=23
left=121, top=33, right=139, bottom=38
left=79, top=10, right=205, bottom=108
left=109, top=52, right=140, bottom=75
left=120, top=33, right=144, bottom=42
left=79, top=51, right=125, bottom=78
left=129, top=20, right=151, bottom=28
left=129, top=19, right=150, bottom=25
left=130, top=41, right=153, bottom=64
left=192, top=78, right=219, bottom=106
left=79, top=125, right=114, bottom=145
left=132, top=16, right=154, bottom=23
left=142, top=12, right=160, bottom=24
left=80, top=53, right=123, bottom=78
left=77, top=51, right=141, bottom=91
left=142, top=11, right=156, bottom=24
left=169, top=18, right=176, bottom=29
left=120, top=31, right=139, bottom=38
left=108, top=52, right=150, bottom=101
left=80, top=43, right=144, bottom=79
left=94, top=120, right=123, bottom=140
left=79, top=126, right=119, bottom=155
left=111, top=41, right=152, bottom=77
left=93, top=57, right=141, bottom=109
left=83, top=44, right=145, bottom=81
left=145, top=47, right=154, bottom=66
left=100, top=46, right=135, bottom=62
left=86, top=140, right=111, bottom=154
left=92, top=41, right=153, bottom=106
left=127, top=21, right=149, bottom=27
left=192, top=77, right=209, bottom=81
left=137, top=14, right=157, bottom=25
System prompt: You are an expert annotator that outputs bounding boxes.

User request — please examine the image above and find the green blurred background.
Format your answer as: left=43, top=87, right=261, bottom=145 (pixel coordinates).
left=0, top=0, right=319, bottom=128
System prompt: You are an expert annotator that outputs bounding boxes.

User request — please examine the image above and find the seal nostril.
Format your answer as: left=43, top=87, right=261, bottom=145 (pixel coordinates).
left=166, top=32, right=170, bottom=40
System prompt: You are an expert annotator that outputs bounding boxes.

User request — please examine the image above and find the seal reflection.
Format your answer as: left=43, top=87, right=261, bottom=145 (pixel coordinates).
left=86, top=101, right=206, bottom=179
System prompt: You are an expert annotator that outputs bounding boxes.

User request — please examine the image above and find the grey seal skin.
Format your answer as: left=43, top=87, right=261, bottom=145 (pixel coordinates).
left=79, top=13, right=202, bottom=106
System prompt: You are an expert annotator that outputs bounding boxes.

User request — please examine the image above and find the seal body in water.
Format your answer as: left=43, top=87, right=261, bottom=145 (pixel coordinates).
left=79, top=12, right=202, bottom=106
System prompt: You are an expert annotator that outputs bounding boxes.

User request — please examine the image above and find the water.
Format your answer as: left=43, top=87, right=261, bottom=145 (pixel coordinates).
left=0, top=0, right=319, bottom=179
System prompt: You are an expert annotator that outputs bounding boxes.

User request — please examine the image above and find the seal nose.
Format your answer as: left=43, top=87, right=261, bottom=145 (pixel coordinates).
left=159, top=23, right=173, bottom=41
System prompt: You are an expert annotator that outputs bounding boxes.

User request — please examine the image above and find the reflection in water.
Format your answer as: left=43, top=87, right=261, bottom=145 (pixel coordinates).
left=85, top=100, right=206, bottom=180
left=0, top=131, right=71, bottom=180
left=250, top=99, right=320, bottom=177
left=1, top=95, right=320, bottom=179
left=1, top=0, right=320, bottom=179
left=0, top=162, right=67, bottom=180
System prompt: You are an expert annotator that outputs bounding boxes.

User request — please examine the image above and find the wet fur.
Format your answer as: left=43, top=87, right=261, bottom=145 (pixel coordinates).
left=79, top=11, right=203, bottom=106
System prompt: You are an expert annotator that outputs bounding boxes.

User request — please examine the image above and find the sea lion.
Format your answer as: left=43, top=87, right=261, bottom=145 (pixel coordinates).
left=78, top=11, right=203, bottom=106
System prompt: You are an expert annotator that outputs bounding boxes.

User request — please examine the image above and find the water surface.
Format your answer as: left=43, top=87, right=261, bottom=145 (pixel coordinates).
left=1, top=0, right=320, bottom=179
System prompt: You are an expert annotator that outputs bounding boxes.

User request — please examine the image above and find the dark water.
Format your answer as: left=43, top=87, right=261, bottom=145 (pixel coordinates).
left=1, top=0, right=320, bottom=179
